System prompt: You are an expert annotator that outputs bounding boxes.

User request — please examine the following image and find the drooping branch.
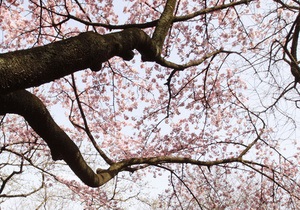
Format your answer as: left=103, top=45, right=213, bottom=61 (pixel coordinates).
left=0, top=90, right=117, bottom=187
left=0, top=28, right=158, bottom=94
left=0, top=88, right=284, bottom=190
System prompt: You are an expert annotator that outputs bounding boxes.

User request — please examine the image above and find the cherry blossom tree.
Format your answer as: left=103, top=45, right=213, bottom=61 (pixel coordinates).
left=0, top=0, right=300, bottom=208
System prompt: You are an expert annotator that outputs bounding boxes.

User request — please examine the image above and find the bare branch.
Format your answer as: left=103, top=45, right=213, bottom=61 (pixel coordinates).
left=174, top=0, right=253, bottom=22
left=158, top=48, right=223, bottom=70
left=70, top=74, right=114, bottom=165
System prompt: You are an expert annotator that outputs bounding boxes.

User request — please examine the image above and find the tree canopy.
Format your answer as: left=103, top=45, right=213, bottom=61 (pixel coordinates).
left=0, top=0, right=300, bottom=209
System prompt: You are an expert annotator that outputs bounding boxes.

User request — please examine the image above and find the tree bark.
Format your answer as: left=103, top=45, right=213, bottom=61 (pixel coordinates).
left=0, top=28, right=158, bottom=94
left=0, top=90, right=121, bottom=187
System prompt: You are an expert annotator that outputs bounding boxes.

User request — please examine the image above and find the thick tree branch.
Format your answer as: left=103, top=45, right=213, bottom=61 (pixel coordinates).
left=0, top=90, right=117, bottom=187
left=152, top=0, right=177, bottom=53
left=0, top=28, right=158, bottom=94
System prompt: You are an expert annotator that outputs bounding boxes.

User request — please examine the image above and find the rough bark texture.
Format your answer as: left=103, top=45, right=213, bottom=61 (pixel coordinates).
left=152, top=0, right=176, bottom=53
left=0, top=28, right=158, bottom=94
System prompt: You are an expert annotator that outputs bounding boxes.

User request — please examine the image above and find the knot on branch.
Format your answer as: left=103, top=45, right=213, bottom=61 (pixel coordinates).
left=120, top=28, right=160, bottom=62
left=117, top=50, right=135, bottom=61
